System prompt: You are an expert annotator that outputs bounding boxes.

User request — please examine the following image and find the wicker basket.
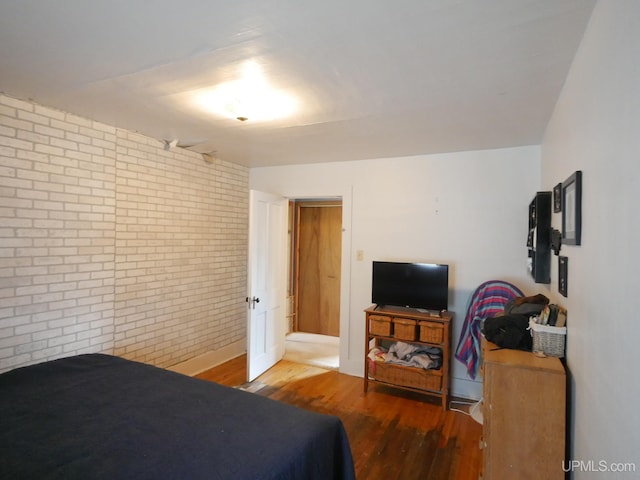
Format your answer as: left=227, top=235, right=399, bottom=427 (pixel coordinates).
left=393, top=318, right=417, bottom=341
left=371, top=361, right=442, bottom=392
left=369, top=315, right=392, bottom=336
left=419, top=322, right=444, bottom=344
left=529, top=320, right=566, bottom=357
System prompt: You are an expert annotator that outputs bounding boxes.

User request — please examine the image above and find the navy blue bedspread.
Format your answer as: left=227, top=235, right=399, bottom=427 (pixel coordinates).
left=0, top=354, right=355, bottom=480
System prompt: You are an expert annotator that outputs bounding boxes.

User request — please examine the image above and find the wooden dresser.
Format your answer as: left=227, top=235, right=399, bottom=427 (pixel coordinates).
left=481, top=339, right=566, bottom=479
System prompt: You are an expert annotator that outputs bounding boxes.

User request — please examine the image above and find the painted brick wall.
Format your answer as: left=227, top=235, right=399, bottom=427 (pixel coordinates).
left=113, top=130, right=249, bottom=366
left=0, top=94, right=249, bottom=373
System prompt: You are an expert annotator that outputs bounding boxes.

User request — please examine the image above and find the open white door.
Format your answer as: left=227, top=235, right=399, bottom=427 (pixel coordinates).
left=247, top=190, right=288, bottom=381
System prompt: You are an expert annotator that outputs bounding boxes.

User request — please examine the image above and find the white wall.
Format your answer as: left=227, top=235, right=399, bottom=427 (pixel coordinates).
left=251, top=146, right=541, bottom=399
left=541, top=1, right=640, bottom=476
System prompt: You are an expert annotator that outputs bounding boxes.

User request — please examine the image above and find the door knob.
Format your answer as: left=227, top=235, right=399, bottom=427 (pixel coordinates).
left=246, top=296, right=260, bottom=309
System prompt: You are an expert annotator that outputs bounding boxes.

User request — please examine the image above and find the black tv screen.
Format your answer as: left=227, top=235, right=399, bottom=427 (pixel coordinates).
left=372, top=261, right=449, bottom=312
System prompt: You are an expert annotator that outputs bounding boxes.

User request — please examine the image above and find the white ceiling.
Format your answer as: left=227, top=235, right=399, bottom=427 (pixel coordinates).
left=0, top=0, right=595, bottom=168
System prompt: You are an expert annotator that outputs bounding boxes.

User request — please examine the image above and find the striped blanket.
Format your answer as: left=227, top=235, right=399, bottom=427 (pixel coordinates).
left=454, top=280, right=524, bottom=379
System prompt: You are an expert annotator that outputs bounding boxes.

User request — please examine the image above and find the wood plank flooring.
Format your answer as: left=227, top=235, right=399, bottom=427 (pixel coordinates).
left=196, top=356, right=482, bottom=480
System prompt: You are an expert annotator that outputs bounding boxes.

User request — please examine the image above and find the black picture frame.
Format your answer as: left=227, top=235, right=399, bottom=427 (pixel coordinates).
left=561, top=171, right=582, bottom=245
left=551, top=228, right=562, bottom=255
left=553, top=183, right=562, bottom=213
left=559, top=256, right=568, bottom=297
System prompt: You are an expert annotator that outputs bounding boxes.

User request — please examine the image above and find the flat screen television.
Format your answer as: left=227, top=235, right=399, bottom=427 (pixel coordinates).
left=372, top=261, right=449, bottom=312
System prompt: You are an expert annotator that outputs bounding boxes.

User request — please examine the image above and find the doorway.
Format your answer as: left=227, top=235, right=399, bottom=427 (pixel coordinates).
left=290, top=199, right=342, bottom=337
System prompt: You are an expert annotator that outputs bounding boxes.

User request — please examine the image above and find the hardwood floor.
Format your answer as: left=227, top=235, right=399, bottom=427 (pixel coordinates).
left=196, top=356, right=482, bottom=480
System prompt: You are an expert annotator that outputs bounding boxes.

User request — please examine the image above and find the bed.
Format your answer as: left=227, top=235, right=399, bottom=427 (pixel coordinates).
left=0, top=354, right=355, bottom=480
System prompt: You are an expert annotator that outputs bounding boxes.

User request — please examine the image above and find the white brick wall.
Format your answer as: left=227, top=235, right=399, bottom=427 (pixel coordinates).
left=0, top=94, right=249, bottom=373
left=113, top=130, right=249, bottom=367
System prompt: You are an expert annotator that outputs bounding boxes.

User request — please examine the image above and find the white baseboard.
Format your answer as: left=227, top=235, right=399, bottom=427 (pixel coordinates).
left=450, top=377, right=483, bottom=401
left=339, top=358, right=363, bottom=378
left=167, top=340, right=246, bottom=377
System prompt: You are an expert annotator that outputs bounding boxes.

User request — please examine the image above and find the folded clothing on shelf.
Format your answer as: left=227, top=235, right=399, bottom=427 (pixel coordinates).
left=368, top=341, right=442, bottom=370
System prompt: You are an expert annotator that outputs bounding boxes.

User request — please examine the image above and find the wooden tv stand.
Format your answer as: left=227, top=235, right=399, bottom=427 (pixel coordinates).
left=364, top=305, right=452, bottom=409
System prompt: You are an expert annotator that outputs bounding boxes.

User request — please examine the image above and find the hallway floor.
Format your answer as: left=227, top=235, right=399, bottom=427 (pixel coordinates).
left=284, top=332, right=339, bottom=370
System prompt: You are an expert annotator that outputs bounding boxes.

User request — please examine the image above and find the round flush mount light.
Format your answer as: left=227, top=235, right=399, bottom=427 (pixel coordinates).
left=195, top=61, right=297, bottom=122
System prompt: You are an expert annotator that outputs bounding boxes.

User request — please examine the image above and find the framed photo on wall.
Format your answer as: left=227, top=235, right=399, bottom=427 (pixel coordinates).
left=553, top=183, right=562, bottom=213
left=562, top=171, right=582, bottom=245
left=559, top=256, right=568, bottom=297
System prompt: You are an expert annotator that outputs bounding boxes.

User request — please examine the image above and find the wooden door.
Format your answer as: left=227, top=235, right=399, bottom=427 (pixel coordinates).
left=295, top=201, right=342, bottom=336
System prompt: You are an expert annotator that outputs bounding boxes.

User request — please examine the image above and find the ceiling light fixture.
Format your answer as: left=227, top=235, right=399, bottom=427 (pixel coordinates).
left=195, top=61, right=297, bottom=122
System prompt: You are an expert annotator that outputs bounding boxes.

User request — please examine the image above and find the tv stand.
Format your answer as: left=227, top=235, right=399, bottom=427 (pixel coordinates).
left=377, top=305, right=441, bottom=317
left=364, top=305, right=452, bottom=409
